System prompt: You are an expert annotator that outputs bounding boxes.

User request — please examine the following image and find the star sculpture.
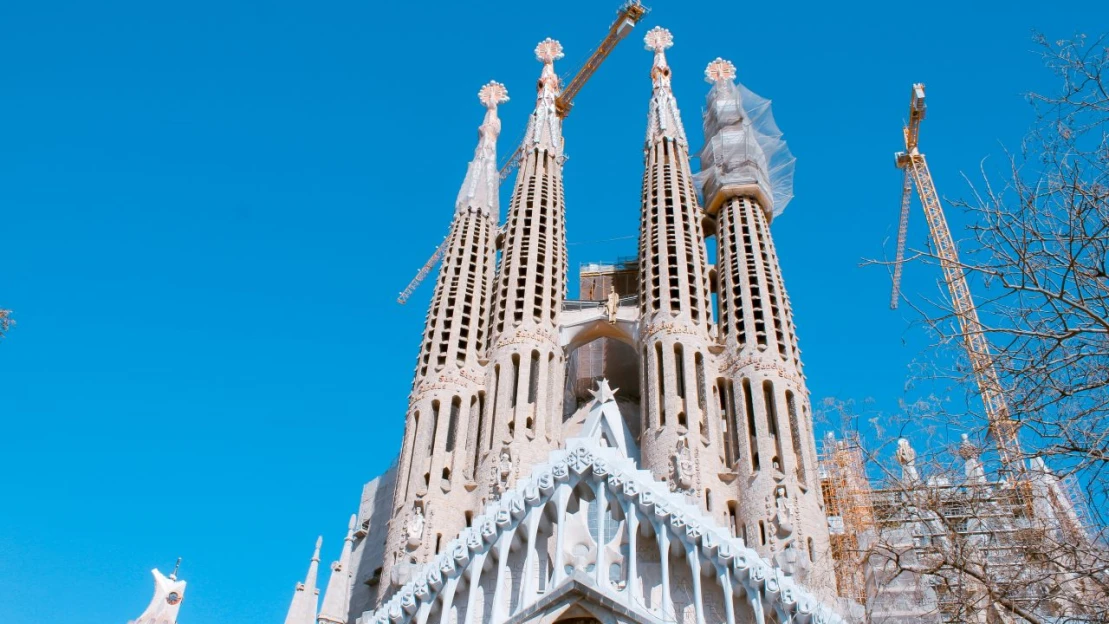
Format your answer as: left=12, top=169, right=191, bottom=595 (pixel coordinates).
left=704, top=57, right=737, bottom=84
left=589, top=378, right=619, bottom=405
left=644, top=26, right=673, bottom=52
left=478, top=81, right=509, bottom=109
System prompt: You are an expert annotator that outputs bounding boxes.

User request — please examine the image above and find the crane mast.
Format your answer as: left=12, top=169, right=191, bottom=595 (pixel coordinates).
left=498, top=0, right=647, bottom=182
left=401, top=0, right=648, bottom=303
left=892, top=84, right=1022, bottom=474
left=397, top=234, right=450, bottom=305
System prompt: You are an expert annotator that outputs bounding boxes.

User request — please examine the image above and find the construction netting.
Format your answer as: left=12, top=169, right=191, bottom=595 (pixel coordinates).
left=693, top=79, right=795, bottom=216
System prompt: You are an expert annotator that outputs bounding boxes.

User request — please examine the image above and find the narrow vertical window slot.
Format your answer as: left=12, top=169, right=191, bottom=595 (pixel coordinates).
left=764, top=380, right=783, bottom=470
left=445, top=397, right=460, bottom=452
left=742, top=378, right=759, bottom=472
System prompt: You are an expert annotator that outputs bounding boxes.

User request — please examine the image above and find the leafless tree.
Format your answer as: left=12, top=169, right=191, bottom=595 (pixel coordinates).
left=848, top=33, right=1109, bottom=622
left=0, top=309, right=12, bottom=340
left=819, top=400, right=1109, bottom=623
left=945, top=32, right=1109, bottom=515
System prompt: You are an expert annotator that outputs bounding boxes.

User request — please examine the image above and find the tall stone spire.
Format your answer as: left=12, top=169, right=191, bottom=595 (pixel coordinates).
left=477, top=38, right=569, bottom=503
left=382, top=82, right=508, bottom=594
left=283, top=536, right=322, bottom=624
left=318, top=515, right=357, bottom=624
left=636, top=28, right=724, bottom=518
left=696, top=59, right=833, bottom=593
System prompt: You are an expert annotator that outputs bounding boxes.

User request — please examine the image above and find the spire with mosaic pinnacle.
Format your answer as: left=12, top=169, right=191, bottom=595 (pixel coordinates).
left=383, top=82, right=508, bottom=593
left=697, top=58, right=833, bottom=593
left=478, top=39, right=569, bottom=503
left=636, top=28, right=724, bottom=515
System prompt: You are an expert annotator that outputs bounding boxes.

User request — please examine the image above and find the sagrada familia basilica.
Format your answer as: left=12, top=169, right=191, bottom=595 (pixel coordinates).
left=129, top=15, right=1097, bottom=624
left=275, top=24, right=845, bottom=624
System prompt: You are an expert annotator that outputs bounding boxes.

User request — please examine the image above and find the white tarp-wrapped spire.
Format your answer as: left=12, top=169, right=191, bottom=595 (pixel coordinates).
left=643, top=26, right=687, bottom=146
left=456, top=81, right=509, bottom=217
left=693, top=58, right=796, bottom=217
left=129, top=564, right=186, bottom=624
left=524, top=38, right=565, bottom=158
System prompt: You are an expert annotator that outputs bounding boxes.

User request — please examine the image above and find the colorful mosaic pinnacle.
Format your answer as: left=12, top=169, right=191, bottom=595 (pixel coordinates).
left=705, top=56, right=737, bottom=83
left=644, top=25, right=673, bottom=52
left=534, top=37, right=564, bottom=64
left=478, top=81, right=509, bottom=108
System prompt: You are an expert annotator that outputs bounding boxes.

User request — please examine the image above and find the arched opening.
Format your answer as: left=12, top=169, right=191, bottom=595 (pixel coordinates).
left=562, top=333, right=642, bottom=439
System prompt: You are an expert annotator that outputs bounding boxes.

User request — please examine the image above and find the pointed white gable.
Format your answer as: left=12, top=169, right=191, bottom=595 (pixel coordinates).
left=358, top=438, right=846, bottom=624
left=580, top=378, right=639, bottom=463
left=130, top=568, right=186, bottom=624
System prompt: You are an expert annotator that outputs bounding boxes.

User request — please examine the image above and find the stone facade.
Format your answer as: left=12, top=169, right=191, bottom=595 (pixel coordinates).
left=283, top=27, right=846, bottom=624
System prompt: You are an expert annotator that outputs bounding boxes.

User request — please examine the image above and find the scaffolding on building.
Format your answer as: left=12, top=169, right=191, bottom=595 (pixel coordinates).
left=819, top=432, right=877, bottom=605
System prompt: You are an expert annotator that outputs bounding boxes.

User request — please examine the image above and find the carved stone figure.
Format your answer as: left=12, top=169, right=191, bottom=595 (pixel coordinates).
left=406, top=505, right=425, bottom=548
left=775, top=540, right=810, bottom=578
left=605, top=286, right=620, bottom=323
left=492, top=445, right=514, bottom=498
left=896, top=438, right=920, bottom=482
left=774, top=485, right=794, bottom=537
left=671, top=435, right=695, bottom=492
left=958, top=433, right=986, bottom=484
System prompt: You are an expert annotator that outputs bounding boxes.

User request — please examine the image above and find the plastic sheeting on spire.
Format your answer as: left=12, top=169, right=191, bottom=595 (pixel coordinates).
left=456, top=81, right=508, bottom=217
left=693, top=59, right=796, bottom=217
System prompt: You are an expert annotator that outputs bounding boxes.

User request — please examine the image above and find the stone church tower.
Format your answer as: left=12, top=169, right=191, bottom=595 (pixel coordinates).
left=284, top=26, right=845, bottom=624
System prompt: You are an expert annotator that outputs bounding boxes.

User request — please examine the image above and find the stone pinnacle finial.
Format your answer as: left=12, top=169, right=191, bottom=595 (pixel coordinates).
left=535, top=37, right=564, bottom=64
left=644, top=26, right=673, bottom=52
left=169, top=557, right=182, bottom=581
left=535, top=38, right=564, bottom=96
left=705, top=57, right=736, bottom=84
left=313, top=536, right=322, bottom=559
left=478, top=81, right=509, bottom=109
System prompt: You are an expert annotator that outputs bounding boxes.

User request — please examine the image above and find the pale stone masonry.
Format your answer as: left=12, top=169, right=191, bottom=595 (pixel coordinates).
left=636, top=27, right=730, bottom=546
left=284, top=28, right=848, bottom=624
left=695, top=60, right=834, bottom=593
left=381, top=80, right=508, bottom=590
left=476, top=39, right=570, bottom=507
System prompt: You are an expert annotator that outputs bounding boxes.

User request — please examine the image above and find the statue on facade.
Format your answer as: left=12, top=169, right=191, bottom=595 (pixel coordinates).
left=774, top=485, right=794, bottom=537
left=958, top=433, right=986, bottom=484
left=671, top=435, right=695, bottom=492
left=775, top=540, right=811, bottom=578
left=406, top=505, right=425, bottom=548
left=492, top=444, right=514, bottom=498
left=605, top=286, right=620, bottom=323
left=896, top=438, right=920, bottom=483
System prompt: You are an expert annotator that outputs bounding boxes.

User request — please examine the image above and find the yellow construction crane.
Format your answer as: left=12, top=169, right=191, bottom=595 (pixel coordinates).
left=496, top=0, right=648, bottom=182
left=891, top=84, right=1022, bottom=474
left=398, top=1, right=648, bottom=305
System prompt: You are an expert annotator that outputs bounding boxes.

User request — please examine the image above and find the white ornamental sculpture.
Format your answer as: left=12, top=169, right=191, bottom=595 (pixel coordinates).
left=130, top=561, right=185, bottom=624
left=896, top=437, right=920, bottom=482
left=406, top=505, right=425, bottom=548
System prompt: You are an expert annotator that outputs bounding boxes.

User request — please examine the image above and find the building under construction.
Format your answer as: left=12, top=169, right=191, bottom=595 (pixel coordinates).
left=259, top=9, right=1105, bottom=624
left=818, top=432, right=1100, bottom=623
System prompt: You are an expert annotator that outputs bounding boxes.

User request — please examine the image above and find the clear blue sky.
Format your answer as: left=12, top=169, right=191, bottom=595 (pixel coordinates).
left=0, top=0, right=1098, bottom=621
